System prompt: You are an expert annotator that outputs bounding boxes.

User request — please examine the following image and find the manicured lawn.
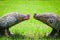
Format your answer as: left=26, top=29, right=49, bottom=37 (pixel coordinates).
left=0, top=0, right=60, bottom=40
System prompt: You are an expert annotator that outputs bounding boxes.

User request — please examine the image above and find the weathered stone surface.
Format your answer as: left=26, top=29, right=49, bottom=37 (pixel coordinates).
left=0, top=12, right=30, bottom=37
left=34, top=13, right=60, bottom=38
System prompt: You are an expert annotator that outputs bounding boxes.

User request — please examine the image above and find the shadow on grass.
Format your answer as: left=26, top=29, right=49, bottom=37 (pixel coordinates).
left=0, top=33, right=27, bottom=39
left=9, top=34, right=26, bottom=39
left=39, top=36, right=60, bottom=40
left=0, top=33, right=34, bottom=40
left=0, top=33, right=60, bottom=40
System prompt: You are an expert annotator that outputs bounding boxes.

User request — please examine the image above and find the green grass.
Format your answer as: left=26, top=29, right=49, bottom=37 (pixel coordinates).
left=0, top=0, right=60, bottom=40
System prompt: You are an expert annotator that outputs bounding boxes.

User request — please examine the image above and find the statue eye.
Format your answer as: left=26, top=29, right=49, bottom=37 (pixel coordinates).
left=47, top=18, right=55, bottom=24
